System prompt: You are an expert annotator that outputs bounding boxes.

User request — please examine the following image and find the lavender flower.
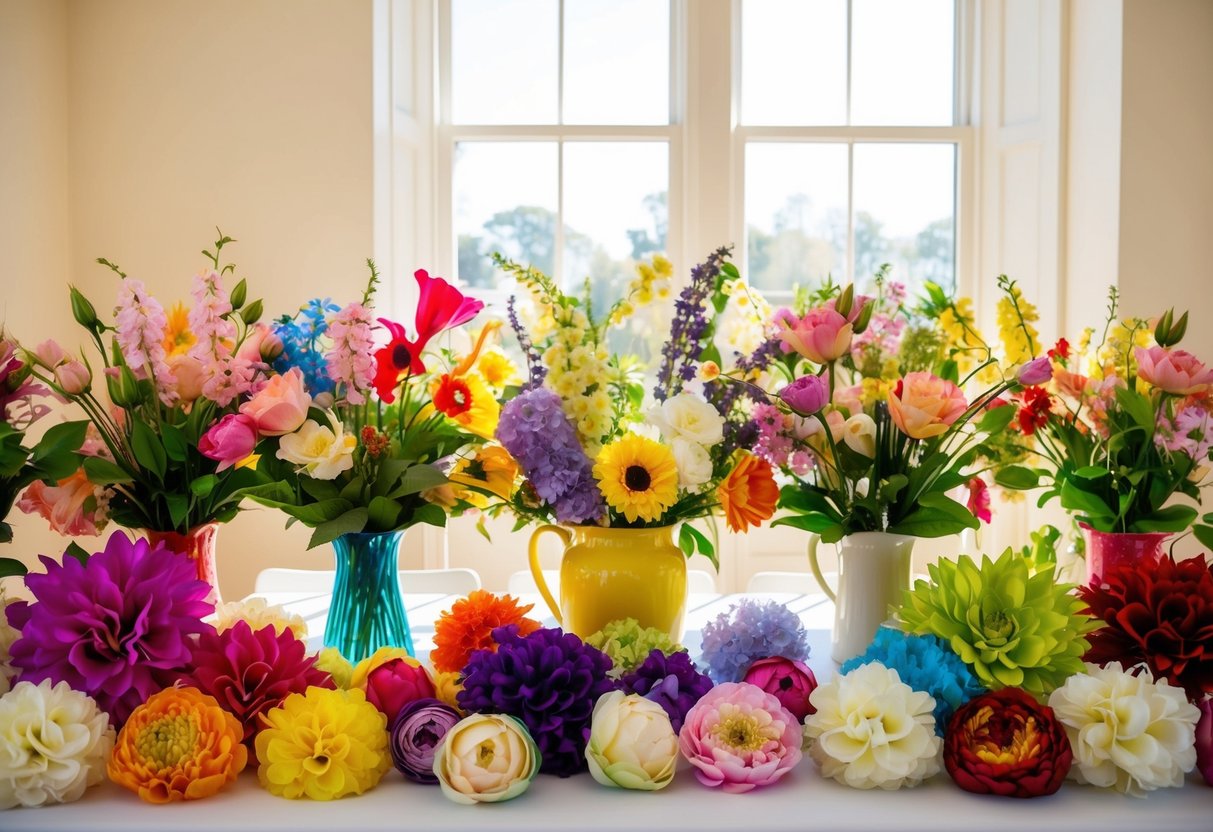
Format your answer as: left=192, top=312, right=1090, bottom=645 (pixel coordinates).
left=619, top=649, right=713, bottom=733
left=700, top=598, right=809, bottom=683
left=653, top=246, right=732, bottom=402
left=507, top=295, right=546, bottom=391
left=389, top=698, right=461, bottom=784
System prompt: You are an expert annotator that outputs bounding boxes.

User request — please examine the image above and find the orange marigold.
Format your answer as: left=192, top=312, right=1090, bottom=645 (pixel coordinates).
left=717, top=452, right=779, bottom=533
left=107, top=686, right=247, bottom=803
left=430, top=590, right=542, bottom=674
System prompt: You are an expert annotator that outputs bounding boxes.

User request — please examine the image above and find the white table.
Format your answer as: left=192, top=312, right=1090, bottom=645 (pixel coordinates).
left=8, top=592, right=1212, bottom=832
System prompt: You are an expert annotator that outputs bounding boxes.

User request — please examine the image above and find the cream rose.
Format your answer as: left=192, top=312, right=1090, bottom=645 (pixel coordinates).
left=276, top=414, right=356, bottom=480
left=586, top=691, right=678, bottom=791
left=435, top=713, right=539, bottom=804
left=671, top=436, right=713, bottom=489
left=650, top=392, right=725, bottom=447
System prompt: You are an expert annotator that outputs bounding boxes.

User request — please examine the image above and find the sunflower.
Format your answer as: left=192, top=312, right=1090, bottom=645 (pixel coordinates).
left=431, top=371, right=499, bottom=438
left=162, top=302, right=195, bottom=357
left=716, top=451, right=778, bottom=532
left=594, top=434, right=679, bottom=524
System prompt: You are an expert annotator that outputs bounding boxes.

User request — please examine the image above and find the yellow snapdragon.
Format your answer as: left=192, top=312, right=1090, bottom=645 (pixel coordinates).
left=996, top=285, right=1040, bottom=365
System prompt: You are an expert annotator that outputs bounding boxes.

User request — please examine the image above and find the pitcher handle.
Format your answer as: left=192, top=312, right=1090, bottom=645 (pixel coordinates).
left=528, top=524, right=571, bottom=624
left=807, top=534, right=836, bottom=602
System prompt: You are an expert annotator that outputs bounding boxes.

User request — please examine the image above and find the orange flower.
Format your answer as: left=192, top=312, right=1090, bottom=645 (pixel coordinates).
left=431, top=590, right=542, bottom=674
left=107, top=686, right=247, bottom=803
left=716, top=452, right=779, bottom=533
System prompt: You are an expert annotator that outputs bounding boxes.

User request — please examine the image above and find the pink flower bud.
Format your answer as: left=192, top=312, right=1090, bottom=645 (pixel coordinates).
left=779, top=374, right=829, bottom=416
left=33, top=339, right=67, bottom=368
left=742, top=656, right=818, bottom=722
left=365, top=658, right=436, bottom=724
left=54, top=359, right=91, bottom=395
left=1017, top=356, right=1053, bottom=386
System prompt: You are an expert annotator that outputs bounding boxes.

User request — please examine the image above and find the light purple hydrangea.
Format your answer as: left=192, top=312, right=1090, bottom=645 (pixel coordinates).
left=699, top=598, right=809, bottom=683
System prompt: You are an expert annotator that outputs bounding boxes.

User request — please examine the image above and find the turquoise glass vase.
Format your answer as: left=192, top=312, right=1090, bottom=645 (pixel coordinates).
left=325, top=530, right=415, bottom=663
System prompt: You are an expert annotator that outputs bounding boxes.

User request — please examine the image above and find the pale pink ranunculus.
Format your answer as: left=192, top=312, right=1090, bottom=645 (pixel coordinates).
left=168, top=354, right=206, bottom=403
left=678, top=682, right=802, bottom=793
left=742, top=657, right=818, bottom=722
left=888, top=371, right=968, bottom=440
left=18, top=468, right=106, bottom=536
left=779, top=307, right=854, bottom=365
left=239, top=367, right=310, bottom=436
left=1135, top=346, right=1213, bottom=396
left=53, top=359, right=91, bottom=395
left=199, top=413, right=258, bottom=471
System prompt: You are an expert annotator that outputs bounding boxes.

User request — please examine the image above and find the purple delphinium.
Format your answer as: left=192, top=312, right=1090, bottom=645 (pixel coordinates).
left=457, top=625, right=615, bottom=778
left=496, top=387, right=605, bottom=524
left=653, top=246, right=733, bottom=402
left=699, top=598, right=810, bottom=684
left=619, top=649, right=713, bottom=733
left=7, top=531, right=214, bottom=725
left=507, top=295, right=547, bottom=390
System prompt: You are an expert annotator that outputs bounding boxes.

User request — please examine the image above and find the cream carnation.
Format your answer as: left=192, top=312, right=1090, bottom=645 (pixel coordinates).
left=0, top=680, right=114, bottom=808
left=210, top=596, right=308, bottom=640
left=804, top=662, right=941, bottom=789
left=1048, top=662, right=1200, bottom=796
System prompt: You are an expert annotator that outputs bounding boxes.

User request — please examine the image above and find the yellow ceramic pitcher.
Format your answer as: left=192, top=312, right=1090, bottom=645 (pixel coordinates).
left=528, top=524, right=687, bottom=641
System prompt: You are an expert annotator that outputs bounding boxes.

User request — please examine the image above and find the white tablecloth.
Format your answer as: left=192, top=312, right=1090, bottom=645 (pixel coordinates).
left=8, top=592, right=1212, bottom=832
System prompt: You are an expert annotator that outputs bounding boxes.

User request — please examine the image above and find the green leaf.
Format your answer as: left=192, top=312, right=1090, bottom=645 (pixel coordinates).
left=976, top=404, right=1016, bottom=435
left=994, top=465, right=1042, bottom=490
left=63, top=541, right=91, bottom=567
left=1115, top=386, right=1154, bottom=430
left=1129, top=505, right=1198, bottom=533
left=308, top=508, right=370, bottom=548
left=83, top=456, right=135, bottom=485
left=1193, top=523, right=1213, bottom=550
left=129, top=420, right=167, bottom=479
left=32, top=420, right=88, bottom=461
left=160, top=423, right=189, bottom=462
left=682, top=524, right=716, bottom=569
left=190, top=474, right=218, bottom=498
left=1073, top=466, right=1111, bottom=481
left=367, top=496, right=402, bottom=530
left=719, top=261, right=740, bottom=280
left=771, top=513, right=841, bottom=534
left=412, top=503, right=447, bottom=528
left=888, top=505, right=978, bottom=538
left=878, top=475, right=909, bottom=503
left=299, top=478, right=341, bottom=502
left=1059, top=480, right=1115, bottom=525
left=678, top=524, right=695, bottom=558
left=0, top=557, right=29, bottom=577
left=937, top=359, right=959, bottom=385
left=391, top=464, right=448, bottom=498
left=166, top=493, right=189, bottom=528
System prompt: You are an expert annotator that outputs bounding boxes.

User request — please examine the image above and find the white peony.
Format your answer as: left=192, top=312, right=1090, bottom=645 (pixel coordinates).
left=276, top=413, right=357, bottom=480
left=0, top=588, right=19, bottom=696
left=209, top=597, right=308, bottom=640
left=649, top=392, right=724, bottom=447
left=804, top=662, right=941, bottom=789
left=670, top=437, right=713, bottom=489
left=1048, top=662, right=1199, bottom=796
left=585, top=691, right=678, bottom=791
left=0, top=680, right=114, bottom=808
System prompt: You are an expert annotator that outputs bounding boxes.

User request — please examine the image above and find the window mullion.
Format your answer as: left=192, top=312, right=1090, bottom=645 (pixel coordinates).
left=847, top=141, right=855, bottom=284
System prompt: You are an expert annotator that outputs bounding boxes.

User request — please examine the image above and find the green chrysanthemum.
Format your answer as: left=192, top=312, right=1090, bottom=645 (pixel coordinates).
left=898, top=549, right=1096, bottom=695
left=585, top=618, right=682, bottom=677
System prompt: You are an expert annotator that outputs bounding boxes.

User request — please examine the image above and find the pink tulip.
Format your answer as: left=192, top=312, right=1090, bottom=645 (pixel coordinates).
left=199, top=413, right=258, bottom=471
left=779, top=308, right=854, bottom=365
left=742, top=656, right=818, bottom=722
left=365, top=658, right=436, bottom=724
left=888, top=371, right=968, bottom=440
left=1017, top=356, right=1053, bottom=386
left=1135, top=346, right=1213, bottom=395
left=239, top=367, right=310, bottom=436
left=18, top=468, right=106, bottom=536
left=1197, top=699, right=1213, bottom=787
left=53, top=359, right=91, bottom=395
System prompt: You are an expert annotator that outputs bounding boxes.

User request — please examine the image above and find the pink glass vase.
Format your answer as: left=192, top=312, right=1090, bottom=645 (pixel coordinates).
left=1080, top=522, right=1170, bottom=584
left=145, top=522, right=221, bottom=603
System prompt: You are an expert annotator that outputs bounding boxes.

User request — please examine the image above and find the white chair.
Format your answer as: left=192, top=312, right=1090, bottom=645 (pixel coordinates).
left=506, top=569, right=559, bottom=597
left=686, top=569, right=717, bottom=594
left=253, top=567, right=481, bottom=597
left=254, top=568, right=334, bottom=594
left=745, top=571, right=823, bottom=594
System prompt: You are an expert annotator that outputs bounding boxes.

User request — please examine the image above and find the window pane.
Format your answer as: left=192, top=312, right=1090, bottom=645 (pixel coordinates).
left=742, top=0, right=847, bottom=125
left=453, top=142, right=558, bottom=287
left=851, top=0, right=954, bottom=126
left=745, top=143, right=848, bottom=293
left=562, top=142, right=668, bottom=309
left=852, top=143, right=955, bottom=293
left=452, top=0, right=558, bottom=124
left=564, top=0, right=669, bottom=125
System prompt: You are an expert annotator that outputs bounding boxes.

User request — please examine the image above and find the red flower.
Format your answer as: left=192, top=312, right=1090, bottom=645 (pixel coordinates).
left=1015, top=385, right=1053, bottom=435
left=1080, top=554, right=1213, bottom=701
left=432, top=374, right=473, bottom=417
left=965, top=476, right=992, bottom=524
left=1047, top=338, right=1070, bottom=362
left=944, top=687, right=1072, bottom=797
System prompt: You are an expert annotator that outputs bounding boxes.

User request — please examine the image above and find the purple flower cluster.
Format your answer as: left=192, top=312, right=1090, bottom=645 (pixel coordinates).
left=507, top=295, right=547, bottom=391
left=653, top=246, right=733, bottom=402
left=619, top=649, right=714, bottom=732
left=715, top=335, right=783, bottom=455
left=457, top=625, right=616, bottom=777
left=700, top=598, right=810, bottom=684
left=496, top=387, right=605, bottom=524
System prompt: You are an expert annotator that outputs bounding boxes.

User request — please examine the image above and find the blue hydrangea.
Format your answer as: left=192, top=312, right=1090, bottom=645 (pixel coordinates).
left=699, top=598, right=809, bottom=683
left=272, top=298, right=340, bottom=394
left=840, top=628, right=984, bottom=735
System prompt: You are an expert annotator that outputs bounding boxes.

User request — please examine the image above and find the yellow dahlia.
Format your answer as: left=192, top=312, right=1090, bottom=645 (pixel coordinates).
left=594, top=434, right=679, bottom=524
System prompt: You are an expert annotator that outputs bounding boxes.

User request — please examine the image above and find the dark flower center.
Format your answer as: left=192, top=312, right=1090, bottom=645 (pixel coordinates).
left=624, top=465, right=652, bottom=492
left=392, top=343, right=412, bottom=369
left=779, top=675, right=794, bottom=691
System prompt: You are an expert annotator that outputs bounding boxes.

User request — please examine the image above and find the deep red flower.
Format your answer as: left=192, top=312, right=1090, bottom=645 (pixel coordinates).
left=965, top=476, right=992, bottom=524
left=1080, top=554, right=1213, bottom=701
left=1047, top=338, right=1070, bottom=362
left=1015, top=385, right=1053, bottom=435
left=944, top=687, right=1072, bottom=798
left=432, top=374, right=473, bottom=417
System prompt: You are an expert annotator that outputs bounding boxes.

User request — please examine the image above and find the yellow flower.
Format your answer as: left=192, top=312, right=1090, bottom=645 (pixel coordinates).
left=476, top=347, right=520, bottom=390
left=314, top=648, right=354, bottom=689
left=996, top=285, right=1040, bottom=365
left=276, top=415, right=357, bottom=480
left=651, top=254, right=673, bottom=277
left=431, top=371, right=499, bottom=439
left=162, top=302, right=195, bottom=358
left=429, top=668, right=465, bottom=714
left=449, top=445, right=519, bottom=502
left=594, top=434, right=680, bottom=523
left=350, top=647, right=421, bottom=691
left=255, top=687, right=390, bottom=800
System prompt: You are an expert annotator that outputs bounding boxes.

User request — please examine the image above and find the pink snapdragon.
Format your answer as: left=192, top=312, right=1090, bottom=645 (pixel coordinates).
left=325, top=302, right=377, bottom=404
left=114, top=277, right=177, bottom=405
left=187, top=270, right=237, bottom=364
left=202, top=356, right=258, bottom=407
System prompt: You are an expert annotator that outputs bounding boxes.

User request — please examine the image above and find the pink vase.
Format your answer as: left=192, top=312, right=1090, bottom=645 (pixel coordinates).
left=1080, top=523, right=1170, bottom=584
left=145, top=523, right=221, bottom=603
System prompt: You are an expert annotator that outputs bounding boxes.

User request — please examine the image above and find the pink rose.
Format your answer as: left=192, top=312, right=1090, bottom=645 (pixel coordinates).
left=1136, top=346, right=1213, bottom=395
left=53, top=359, right=91, bottom=394
left=1017, top=356, right=1053, bottom=386
left=1197, top=698, right=1213, bottom=787
left=239, top=367, right=310, bottom=436
left=365, top=658, right=436, bottom=724
left=888, top=371, right=967, bottom=440
left=199, top=413, right=258, bottom=471
left=18, top=468, right=106, bottom=536
left=779, top=307, right=853, bottom=365
left=742, top=656, right=818, bottom=722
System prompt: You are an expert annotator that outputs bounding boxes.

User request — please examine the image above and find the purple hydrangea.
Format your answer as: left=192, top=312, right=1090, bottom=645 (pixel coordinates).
left=457, top=625, right=615, bottom=777
left=699, top=598, right=809, bottom=683
left=496, top=387, right=605, bottom=524
left=7, top=531, right=214, bottom=724
left=619, top=649, right=714, bottom=733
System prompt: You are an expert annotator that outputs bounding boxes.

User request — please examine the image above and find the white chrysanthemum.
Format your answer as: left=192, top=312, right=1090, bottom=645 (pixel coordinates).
left=0, top=588, right=19, bottom=696
left=209, top=596, right=307, bottom=640
left=0, top=680, right=114, bottom=808
left=804, top=662, right=941, bottom=789
left=1047, top=662, right=1199, bottom=796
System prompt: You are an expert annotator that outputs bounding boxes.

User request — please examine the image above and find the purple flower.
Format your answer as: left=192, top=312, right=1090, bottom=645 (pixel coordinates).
left=7, top=531, right=214, bottom=725
left=389, top=698, right=462, bottom=784
left=507, top=295, right=547, bottom=390
left=1018, top=356, right=1053, bottom=386
left=457, top=625, right=615, bottom=777
left=654, top=246, right=733, bottom=402
left=779, top=374, right=829, bottom=415
left=700, top=598, right=809, bottom=683
left=497, top=387, right=605, bottom=524
left=619, top=649, right=713, bottom=733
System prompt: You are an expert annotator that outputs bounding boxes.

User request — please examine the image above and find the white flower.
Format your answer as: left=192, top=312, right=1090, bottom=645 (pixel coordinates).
left=842, top=414, right=877, bottom=458
left=670, top=437, right=713, bottom=489
left=209, top=597, right=308, bottom=640
left=1048, top=662, right=1199, bottom=796
left=0, top=589, right=19, bottom=696
left=804, top=662, right=941, bottom=789
left=649, top=392, right=724, bottom=447
left=276, top=413, right=356, bottom=480
left=0, top=680, right=114, bottom=808
left=586, top=691, right=678, bottom=791
left=435, top=713, right=539, bottom=804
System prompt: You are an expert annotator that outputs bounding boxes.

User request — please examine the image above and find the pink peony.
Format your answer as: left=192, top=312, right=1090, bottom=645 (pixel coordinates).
left=888, top=371, right=967, bottom=440
left=198, top=413, right=258, bottom=471
left=678, top=682, right=802, bottom=793
left=239, top=367, right=309, bottom=436
left=779, top=375, right=829, bottom=416
left=1136, top=346, right=1213, bottom=396
left=742, top=656, right=818, bottom=722
left=779, top=307, right=853, bottom=365
left=365, top=657, right=436, bottom=724
left=18, top=468, right=107, bottom=536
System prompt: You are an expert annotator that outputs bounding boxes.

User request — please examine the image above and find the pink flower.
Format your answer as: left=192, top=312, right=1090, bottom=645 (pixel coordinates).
left=365, top=658, right=436, bottom=724
left=779, top=307, right=853, bottom=365
left=1136, top=346, right=1213, bottom=395
left=742, top=657, right=818, bottom=722
left=53, top=359, right=91, bottom=395
left=167, top=354, right=206, bottom=402
left=1018, top=356, right=1053, bottom=386
left=202, top=356, right=258, bottom=407
left=325, top=303, right=377, bottom=405
left=18, top=468, right=107, bottom=536
left=678, top=682, right=802, bottom=793
left=1196, top=699, right=1213, bottom=787
left=114, top=278, right=177, bottom=406
left=1156, top=404, right=1213, bottom=461
left=779, top=375, right=828, bottom=416
left=965, top=476, right=992, bottom=524
left=1053, top=367, right=1091, bottom=399
left=235, top=323, right=271, bottom=364
left=32, top=339, right=67, bottom=367
left=239, top=367, right=310, bottom=436
left=888, top=371, right=967, bottom=440
left=187, top=270, right=236, bottom=364
left=198, top=413, right=258, bottom=471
